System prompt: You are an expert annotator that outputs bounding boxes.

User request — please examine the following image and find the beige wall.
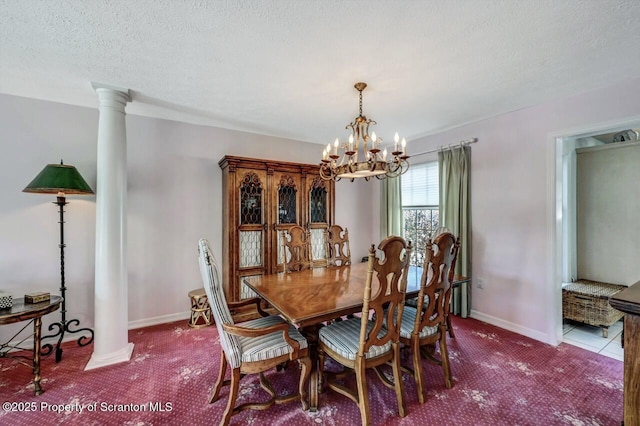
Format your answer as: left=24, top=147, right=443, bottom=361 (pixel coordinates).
left=407, top=76, right=640, bottom=344
left=0, top=93, right=376, bottom=341
left=577, top=142, right=640, bottom=285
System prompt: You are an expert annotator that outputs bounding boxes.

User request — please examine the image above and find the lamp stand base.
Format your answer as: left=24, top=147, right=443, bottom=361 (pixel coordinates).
left=41, top=319, right=94, bottom=363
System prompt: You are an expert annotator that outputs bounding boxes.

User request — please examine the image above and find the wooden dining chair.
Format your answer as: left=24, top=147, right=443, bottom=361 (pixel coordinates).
left=325, top=224, right=351, bottom=266
left=198, top=238, right=312, bottom=426
left=281, top=225, right=312, bottom=272
left=399, top=232, right=459, bottom=404
left=407, top=225, right=458, bottom=338
left=318, top=236, right=412, bottom=426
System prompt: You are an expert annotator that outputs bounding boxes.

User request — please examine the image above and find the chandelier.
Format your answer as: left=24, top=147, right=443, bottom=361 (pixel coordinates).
left=320, top=82, right=410, bottom=181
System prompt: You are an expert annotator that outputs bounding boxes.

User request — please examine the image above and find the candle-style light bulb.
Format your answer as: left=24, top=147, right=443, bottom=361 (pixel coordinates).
left=394, top=132, right=400, bottom=152
left=348, top=134, right=354, bottom=152
left=401, top=137, right=407, bottom=155
left=371, top=131, right=377, bottom=149
left=333, top=138, right=339, bottom=155
left=383, top=148, right=387, bottom=161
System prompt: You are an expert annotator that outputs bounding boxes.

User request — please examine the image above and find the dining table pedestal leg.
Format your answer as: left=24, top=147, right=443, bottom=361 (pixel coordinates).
left=302, top=324, right=322, bottom=411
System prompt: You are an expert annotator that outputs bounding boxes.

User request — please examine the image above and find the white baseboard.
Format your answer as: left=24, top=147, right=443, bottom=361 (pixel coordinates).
left=469, top=309, right=555, bottom=346
left=127, top=311, right=191, bottom=330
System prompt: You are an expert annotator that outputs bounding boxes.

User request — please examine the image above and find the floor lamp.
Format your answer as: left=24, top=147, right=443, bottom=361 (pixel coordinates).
left=23, top=160, right=95, bottom=362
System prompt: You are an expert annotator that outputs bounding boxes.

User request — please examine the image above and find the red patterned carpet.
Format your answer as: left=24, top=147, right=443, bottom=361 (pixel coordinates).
left=0, top=317, right=623, bottom=425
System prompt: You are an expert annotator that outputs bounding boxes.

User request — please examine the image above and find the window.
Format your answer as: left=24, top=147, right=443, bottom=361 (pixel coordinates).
left=401, top=161, right=439, bottom=267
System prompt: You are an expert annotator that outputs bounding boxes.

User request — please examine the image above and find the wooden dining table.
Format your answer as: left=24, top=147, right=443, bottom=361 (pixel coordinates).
left=243, top=263, right=469, bottom=411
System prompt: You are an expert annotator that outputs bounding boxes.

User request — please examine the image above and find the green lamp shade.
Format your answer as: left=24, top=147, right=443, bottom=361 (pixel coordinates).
left=23, top=162, right=94, bottom=195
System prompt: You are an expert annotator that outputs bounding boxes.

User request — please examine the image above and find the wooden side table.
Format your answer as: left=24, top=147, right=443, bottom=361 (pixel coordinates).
left=0, top=296, right=62, bottom=395
left=188, top=288, right=212, bottom=328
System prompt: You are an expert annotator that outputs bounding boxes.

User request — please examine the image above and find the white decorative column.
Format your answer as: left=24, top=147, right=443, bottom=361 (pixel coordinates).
left=85, top=83, right=134, bottom=370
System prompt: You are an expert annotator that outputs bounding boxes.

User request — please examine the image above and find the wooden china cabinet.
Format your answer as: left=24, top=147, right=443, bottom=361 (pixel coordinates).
left=219, top=156, right=334, bottom=319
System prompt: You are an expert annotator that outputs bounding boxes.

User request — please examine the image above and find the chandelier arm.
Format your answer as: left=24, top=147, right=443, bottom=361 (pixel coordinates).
left=347, top=161, right=356, bottom=175
left=368, top=158, right=377, bottom=173
left=319, top=165, right=331, bottom=181
left=399, top=160, right=410, bottom=175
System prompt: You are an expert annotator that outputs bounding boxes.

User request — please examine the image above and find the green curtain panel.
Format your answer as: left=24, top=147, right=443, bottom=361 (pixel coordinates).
left=380, top=177, right=403, bottom=239
left=439, top=146, right=471, bottom=317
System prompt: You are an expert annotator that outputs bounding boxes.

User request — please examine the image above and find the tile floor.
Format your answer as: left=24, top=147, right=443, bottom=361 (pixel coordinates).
left=563, top=318, right=624, bottom=361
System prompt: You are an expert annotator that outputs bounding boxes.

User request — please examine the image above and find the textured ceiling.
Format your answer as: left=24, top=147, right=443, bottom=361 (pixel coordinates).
left=1, top=0, right=640, bottom=146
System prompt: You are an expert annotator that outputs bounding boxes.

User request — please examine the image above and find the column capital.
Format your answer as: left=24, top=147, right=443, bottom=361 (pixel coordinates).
left=91, top=82, right=132, bottom=106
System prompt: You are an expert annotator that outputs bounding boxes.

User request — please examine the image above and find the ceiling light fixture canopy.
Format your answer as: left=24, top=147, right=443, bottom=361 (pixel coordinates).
left=320, top=82, right=410, bottom=182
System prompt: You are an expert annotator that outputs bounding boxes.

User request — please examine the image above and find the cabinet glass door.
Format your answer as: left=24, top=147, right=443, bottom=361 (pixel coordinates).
left=308, top=177, right=330, bottom=265
left=273, top=173, right=301, bottom=270
left=238, top=170, right=266, bottom=298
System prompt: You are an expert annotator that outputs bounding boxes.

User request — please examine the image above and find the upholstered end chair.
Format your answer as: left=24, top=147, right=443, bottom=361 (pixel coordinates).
left=198, top=238, right=311, bottom=426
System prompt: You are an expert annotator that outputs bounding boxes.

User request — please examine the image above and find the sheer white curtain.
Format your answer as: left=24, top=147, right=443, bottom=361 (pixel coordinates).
left=439, top=146, right=471, bottom=317
left=380, top=178, right=402, bottom=238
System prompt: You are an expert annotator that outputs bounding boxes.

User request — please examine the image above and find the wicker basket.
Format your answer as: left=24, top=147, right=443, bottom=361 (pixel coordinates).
left=562, top=279, right=625, bottom=337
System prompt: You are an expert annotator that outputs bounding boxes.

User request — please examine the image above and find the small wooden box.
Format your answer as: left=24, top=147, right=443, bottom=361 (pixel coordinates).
left=24, top=292, right=50, bottom=304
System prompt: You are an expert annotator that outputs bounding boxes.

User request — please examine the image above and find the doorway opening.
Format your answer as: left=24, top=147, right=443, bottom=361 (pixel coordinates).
left=553, top=121, right=640, bottom=360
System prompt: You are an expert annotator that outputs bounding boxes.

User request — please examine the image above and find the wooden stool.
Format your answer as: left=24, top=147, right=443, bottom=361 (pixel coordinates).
left=188, top=288, right=212, bottom=328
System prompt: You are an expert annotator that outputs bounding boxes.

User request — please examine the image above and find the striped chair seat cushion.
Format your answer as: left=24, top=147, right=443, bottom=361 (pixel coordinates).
left=239, top=321, right=308, bottom=364
left=319, top=317, right=391, bottom=360
left=404, top=296, right=438, bottom=322
left=238, top=315, right=287, bottom=329
left=398, top=306, right=439, bottom=339
left=405, top=295, right=430, bottom=308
